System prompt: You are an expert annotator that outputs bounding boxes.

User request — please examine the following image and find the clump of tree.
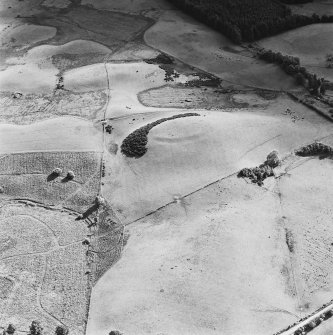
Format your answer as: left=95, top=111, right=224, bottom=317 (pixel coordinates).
left=95, top=195, right=106, bottom=207
left=109, top=331, right=123, bottom=335
left=121, top=113, right=200, bottom=158
left=238, top=150, right=280, bottom=186
left=167, top=0, right=333, bottom=43
left=3, top=324, right=16, bottom=334
left=258, top=48, right=327, bottom=95
left=295, top=142, right=333, bottom=157
left=55, top=325, right=69, bottom=335
left=52, top=168, right=62, bottom=176
left=29, top=321, right=43, bottom=335
left=3, top=321, right=70, bottom=335
left=66, top=170, right=75, bottom=180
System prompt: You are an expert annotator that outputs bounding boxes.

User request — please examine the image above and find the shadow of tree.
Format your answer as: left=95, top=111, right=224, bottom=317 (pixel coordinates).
left=76, top=203, right=99, bottom=221
left=47, top=172, right=59, bottom=182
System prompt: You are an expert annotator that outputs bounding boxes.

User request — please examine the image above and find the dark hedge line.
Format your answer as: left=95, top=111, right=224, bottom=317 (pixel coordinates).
left=258, top=48, right=327, bottom=95
left=167, top=0, right=333, bottom=43
left=121, top=113, right=200, bottom=158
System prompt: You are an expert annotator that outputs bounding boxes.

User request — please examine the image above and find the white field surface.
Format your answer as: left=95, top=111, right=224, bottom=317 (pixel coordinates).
left=0, top=117, right=103, bottom=153
left=0, top=63, right=58, bottom=94
left=259, top=24, right=333, bottom=81
left=88, top=177, right=295, bottom=335
left=144, top=10, right=299, bottom=90
left=88, top=102, right=333, bottom=335
left=102, top=94, right=333, bottom=224
left=64, top=61, right=190, bottom=118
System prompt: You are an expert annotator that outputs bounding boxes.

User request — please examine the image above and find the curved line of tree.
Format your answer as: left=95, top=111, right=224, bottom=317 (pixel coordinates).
left=167, top=0, right=333, bottom=43
left=121, top=113, right=200, bottom=158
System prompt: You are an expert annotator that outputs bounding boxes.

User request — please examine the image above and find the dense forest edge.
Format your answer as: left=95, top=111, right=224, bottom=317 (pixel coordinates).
left=167, top=0, right=333, bottom=43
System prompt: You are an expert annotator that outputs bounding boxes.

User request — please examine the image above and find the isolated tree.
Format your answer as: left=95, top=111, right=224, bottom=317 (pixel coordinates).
left=5, top=324, right=16, bottom=334
left=55, top=325, right=68, bottom=335
left=29, top=321, right=43, bottom=335
left=52, top=168, right=62, bottom=176
left=95, top=195, right=106, bottom=207
left=66, top=171, right=75, bottom=180
left=109, top=331, right=123, bottom=335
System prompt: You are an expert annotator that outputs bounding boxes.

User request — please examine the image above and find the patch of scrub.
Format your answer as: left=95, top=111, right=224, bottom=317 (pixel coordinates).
left=144, top=10, right=298, bottom=90
left=0, top=117, right=103, bottom=153
left=231, top=93, right=270, bottom=107
left=0, top=90, right=107, bottom=124
left=138, top=86, right=238, bottom=109
left=0, top=24, right=57, bottom=50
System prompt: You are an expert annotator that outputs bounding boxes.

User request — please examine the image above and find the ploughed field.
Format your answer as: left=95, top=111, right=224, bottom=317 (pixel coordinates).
left=1, top=0, right=333, bottom=334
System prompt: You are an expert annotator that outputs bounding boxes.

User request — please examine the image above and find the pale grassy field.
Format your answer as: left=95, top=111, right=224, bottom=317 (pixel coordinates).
left=0, top=117, right=103, bottom=154
left=102, top=94, right=332, bottom=223
left=144, top=10, right=299, bottom=90
left=1, top=0, right=333, bottom=334
left=0, top=203, right=90, bottom=335
left=88, top=176, right=295, bottom=335
left=259, top=24, right=333, bottom=81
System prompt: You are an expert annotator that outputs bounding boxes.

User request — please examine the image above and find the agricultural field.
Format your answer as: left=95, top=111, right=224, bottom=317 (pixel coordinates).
left=258, top=24, right=333, bottom=81
left=0, top=90, right=107, bottom=124
left=138, top=86, right=270, bottom=109
left=0, top=202, right=90, bottom=335
left=101, top=93, right=333, bottom=223
left=144, top=10, right=299, bottom=90
left=0, top=151, right=101, bottom=211
left=1, top=0, right=333, bottom=334
left=289, top=0, right=333, bottom=16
